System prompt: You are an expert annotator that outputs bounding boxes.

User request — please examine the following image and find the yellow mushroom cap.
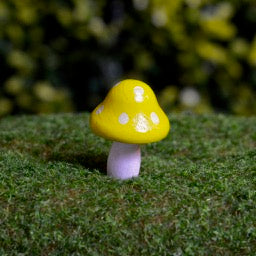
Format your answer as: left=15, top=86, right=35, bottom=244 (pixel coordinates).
left=90, top=79, right=170, bottom=144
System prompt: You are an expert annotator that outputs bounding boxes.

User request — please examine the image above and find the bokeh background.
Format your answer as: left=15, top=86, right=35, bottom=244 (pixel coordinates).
left=0, top=0, right=256, bottom=117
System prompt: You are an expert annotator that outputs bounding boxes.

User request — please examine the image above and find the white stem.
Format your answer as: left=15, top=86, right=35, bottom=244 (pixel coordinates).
left=107, top=142, right=141, bottom=180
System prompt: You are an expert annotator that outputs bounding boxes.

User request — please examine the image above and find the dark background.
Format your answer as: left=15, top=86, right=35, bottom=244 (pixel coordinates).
left=0, top=0, right=256, bottom=116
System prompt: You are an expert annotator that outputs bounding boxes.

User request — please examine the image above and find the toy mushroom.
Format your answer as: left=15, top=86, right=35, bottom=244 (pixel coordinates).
left=90, top=79, right=170, bottom=179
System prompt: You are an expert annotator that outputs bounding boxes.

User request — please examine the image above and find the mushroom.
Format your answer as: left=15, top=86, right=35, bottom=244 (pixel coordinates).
left=90, top=79, right=170, bottom=179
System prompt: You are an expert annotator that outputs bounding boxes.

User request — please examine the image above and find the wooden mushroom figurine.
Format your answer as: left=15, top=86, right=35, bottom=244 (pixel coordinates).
left=90, top=79, right=170, bottom=180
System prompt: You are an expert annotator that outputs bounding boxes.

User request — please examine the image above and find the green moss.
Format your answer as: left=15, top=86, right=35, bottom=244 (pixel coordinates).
left=0, top=113, right=256, bottom=255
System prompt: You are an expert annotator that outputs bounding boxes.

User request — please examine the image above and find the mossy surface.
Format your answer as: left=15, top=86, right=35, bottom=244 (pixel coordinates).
left=0, top=113, right=256, bottom=255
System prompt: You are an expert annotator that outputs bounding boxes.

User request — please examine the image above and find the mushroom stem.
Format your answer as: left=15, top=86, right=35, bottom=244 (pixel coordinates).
left=107, top=142, right=141, bottom=180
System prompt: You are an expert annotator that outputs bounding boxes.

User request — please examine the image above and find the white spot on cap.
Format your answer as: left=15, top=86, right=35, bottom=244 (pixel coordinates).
left=151, top=112, right=159, bottom=124
left=119, top=112, right=129, bottom=124
left=134, top=113, right=150, bottom=133
left=134, top=86, right=144, bottom=102
left=96, top=105, right=104, bottom=114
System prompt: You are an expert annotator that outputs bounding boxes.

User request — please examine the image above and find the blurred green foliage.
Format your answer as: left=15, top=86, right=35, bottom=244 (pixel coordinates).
left=0, top=0, right=256, bottom=116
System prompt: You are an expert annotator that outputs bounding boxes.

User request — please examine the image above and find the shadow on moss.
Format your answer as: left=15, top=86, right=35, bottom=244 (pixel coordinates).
left=46, top=151, right=108, bottom=175
left=0, top=137, right=108, bottom=175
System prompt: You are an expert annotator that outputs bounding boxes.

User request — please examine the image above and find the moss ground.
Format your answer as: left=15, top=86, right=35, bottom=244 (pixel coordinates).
left=0, top=113, right=256, bottom=255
